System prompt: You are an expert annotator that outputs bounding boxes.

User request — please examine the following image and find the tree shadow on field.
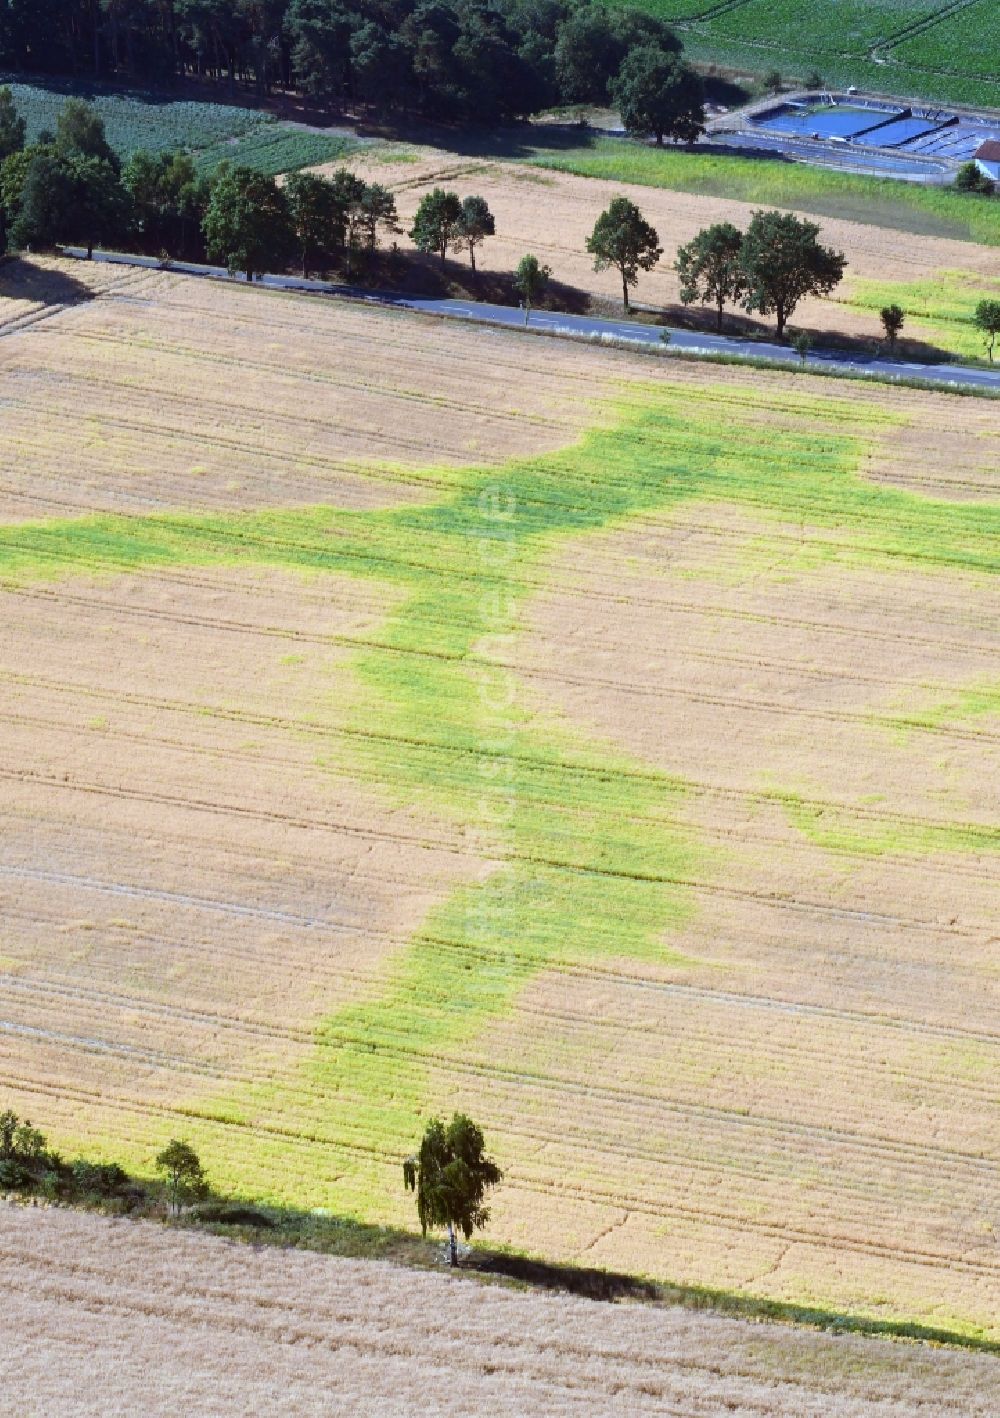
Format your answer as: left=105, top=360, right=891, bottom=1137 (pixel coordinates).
left=701, top=73, right=753, bottom=108
left=471, top=1250, right=661, bottom=1302
left=332, top=247, right=592, bottom=315
left=14, top=1139, right=993, bottom=1353
left=0, top=255, right=97, bottom=312
left=354, top=115, right=602, bottom=162
left=403, top=256, right=591, bottom=316
left=602, top=295, right=958, bottom=367
left=176, top=1204, right=1000, bottom=1352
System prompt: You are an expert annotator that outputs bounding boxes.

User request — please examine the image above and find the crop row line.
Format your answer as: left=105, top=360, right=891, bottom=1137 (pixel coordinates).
left=9, top=868, right=992, bottom=1050
left=6, top=703, right=999, bottom=893
left=5, top=975, right=998, bottom=1186
left=1, top=1065, right=993, bottom=1284
left=7, top=547, right=996, bottom=670
left=0, top=1260, right=705, bottom=1418
left=3, top=1013, right=982, bottom=1233
left=4, top=766, right=990, bottom=947
left=6, top=669, right=998, bottom=850
left=36, top=331, right=572, bottom=435
left=5, top=896, right=995, bottom=1057
left=5, top=945, right=995, bottom=1116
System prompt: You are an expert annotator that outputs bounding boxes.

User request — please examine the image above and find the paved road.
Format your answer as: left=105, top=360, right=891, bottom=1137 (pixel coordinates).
left=65, top=247, right=1000, bottom=395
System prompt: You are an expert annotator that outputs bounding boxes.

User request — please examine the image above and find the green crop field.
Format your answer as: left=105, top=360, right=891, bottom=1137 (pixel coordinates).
left=0, top=78, right=269, bottom=156
left=529, top=135, right=1000, bottom=246
left=893, top=0, right=1000, bottom=81
left=701, top=0, right=942, bottom=56
left=190, top=127, right=360, bottom=178
left=622, top=0, right=1000, bottom=108
left=839, top=269, right=1000, bottom=358
left=0, top=78, right=358, bottom=174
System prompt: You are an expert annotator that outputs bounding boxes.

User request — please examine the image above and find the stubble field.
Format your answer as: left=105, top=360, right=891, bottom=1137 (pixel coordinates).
left=3, top=1203, right=999, bottom=1417
left=0, top=256, right=998, bottom=1346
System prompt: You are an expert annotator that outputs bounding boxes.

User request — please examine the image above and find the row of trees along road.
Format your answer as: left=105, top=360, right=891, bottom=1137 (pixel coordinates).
left=591, top=210, right=1000, bottom=357
left=0, top=92, right=508, bottom=290
left=409, top=189, right=495, bottom=271
left=0, top=92, right=406, bottom=277
left=2, top=93, right=867, bottom=348
left=0, top=1, right=706, bottom=137
left=205, top=164, right=407, bottom=278
left=585, top=199, right=847, bottom=338
left=674, top=213, right=846, bottom=337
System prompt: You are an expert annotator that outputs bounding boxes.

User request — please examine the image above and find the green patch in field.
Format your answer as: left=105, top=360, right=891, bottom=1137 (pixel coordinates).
left=843, top=270, right=1000, bottom=360
left=1, top=77, right=271, bottom=159
left=191, top=126, right=363, bottom=178
left=778, top=789, right=999, bottom=857
left=733, top=527, right=864, bottom=577
left=364, top=145, right=421, bottom=165
left=917, top=1038, right=997, bottom=1083
left=880, top=679, right=1000, bottom=734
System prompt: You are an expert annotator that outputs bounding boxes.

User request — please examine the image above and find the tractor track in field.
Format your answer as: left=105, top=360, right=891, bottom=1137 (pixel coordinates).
left=2, top=1058, right=996, bottom=1281
left=4, top=704, right=999, bottom=889
left=6, top=531, right=999, bottom=657
left=4, top=764, right=997, bottom=925
left=4, top=897, right=998, bottom=1049
left=53, top=328, right=576, bottom=432
left=2, top=493, right=994, bottom=614
left=0, top=863, right=361, bottom=935
left=0, top=267, right=156, bottom=340
left=3, top=557, right=995, bottom=688
left=3, top=407, right=996, bottom=584
left=4, top=992, right=999, bottom=1219
left=858, top=467, right=998, bottom=498
left=11, top=463, right=997, bottom=576
left=2, top=392, right=505, bottom=479
left=871, top=0, right=981, bottom=57
left=0, top=1025, right=984, bottom=1242
left=0, top=1256, right=717, bottom=1418
left=3, top=571, right=997, bottom=706
left=4, top=941, right=997, bottom=1112
left=9, top=351, right=568, bottom=444
left=78, top=284, right=641, bottom=415
left=2, top=353, right=997, bottom=583
left=4, top=670, right=998, bottom=847
left=4, top=973, right=1000, bottom=1189
left=7, top=969, right=998, bottom=1157
left=7, top=845, right=997, bottom=1053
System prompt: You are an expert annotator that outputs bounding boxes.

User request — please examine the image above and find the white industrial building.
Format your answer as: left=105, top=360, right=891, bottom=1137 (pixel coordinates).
left=974, top=139, right=1000, bottom=180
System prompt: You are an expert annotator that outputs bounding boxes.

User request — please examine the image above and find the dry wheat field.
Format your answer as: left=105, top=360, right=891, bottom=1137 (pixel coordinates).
left=0, top=256, right=998, bottom=1354
left=3, top=1203, right=999, bottom=1417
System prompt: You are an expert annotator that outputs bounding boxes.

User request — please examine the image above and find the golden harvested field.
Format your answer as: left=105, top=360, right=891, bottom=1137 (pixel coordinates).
left=0, top=255, right=616, bottom=520
left=324, top=147, right=1000, bottom=343
left=4, top=1204, right=999, bottom=1417
left=0, top=257, right=998, bottom=1350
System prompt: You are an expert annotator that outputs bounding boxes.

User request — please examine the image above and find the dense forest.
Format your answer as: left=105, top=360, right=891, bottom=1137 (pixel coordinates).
left=0, top=0, right=709, bottom=274
left=0, top=0, right=694, bottom=123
